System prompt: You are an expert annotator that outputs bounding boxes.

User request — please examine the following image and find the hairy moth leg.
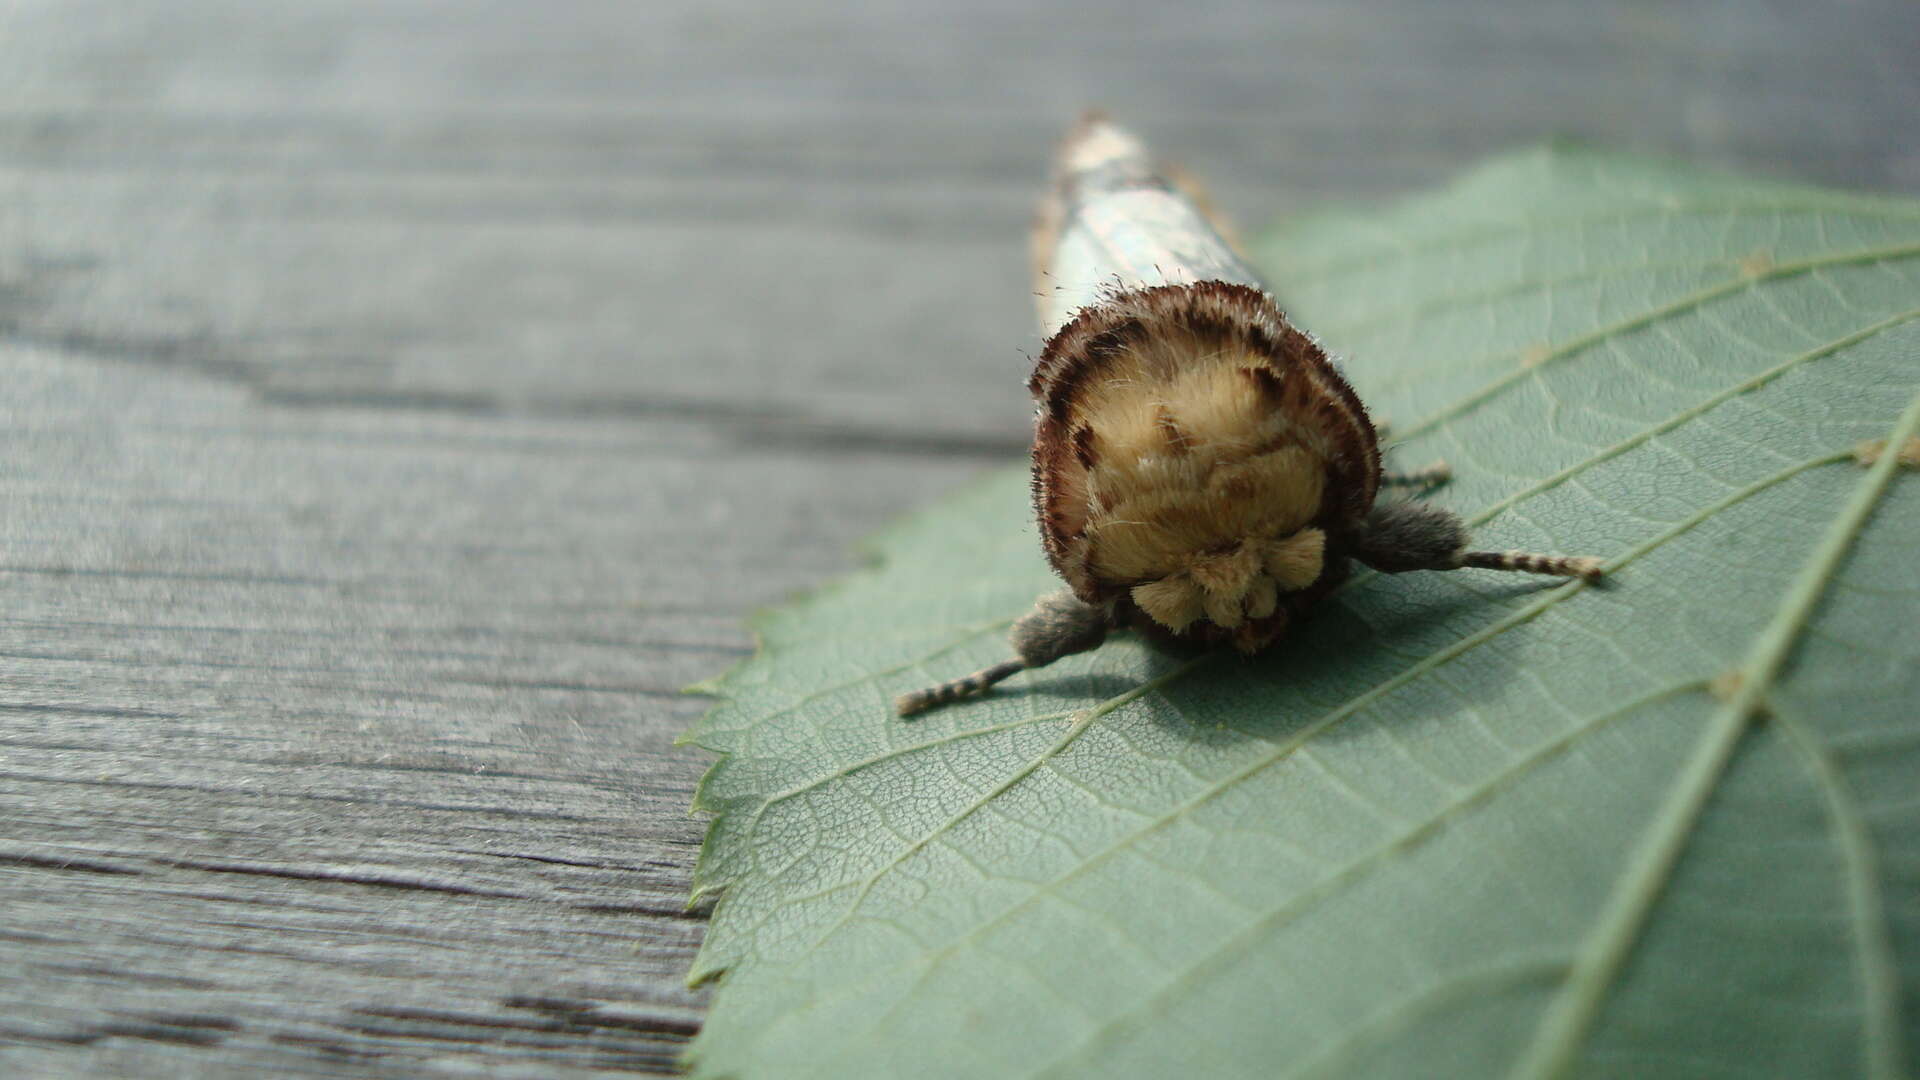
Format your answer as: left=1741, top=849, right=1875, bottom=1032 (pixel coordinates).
left=895, top=588, right=1113, bottom=717
left=1353, top=499, right=1604, bottom=581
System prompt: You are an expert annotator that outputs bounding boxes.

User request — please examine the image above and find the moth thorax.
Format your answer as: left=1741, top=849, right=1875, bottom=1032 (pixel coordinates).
left=1072, top=344, right=1334, bottom=647
left=1031, top=283, right=1377, bottom=653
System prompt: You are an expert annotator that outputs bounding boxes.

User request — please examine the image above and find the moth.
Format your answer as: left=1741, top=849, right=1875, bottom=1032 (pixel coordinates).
left=896, top=116, right=1603, bottom=716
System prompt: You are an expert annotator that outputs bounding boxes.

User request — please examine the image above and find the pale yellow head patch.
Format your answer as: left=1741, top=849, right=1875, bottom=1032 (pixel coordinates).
left=1074, top=339, right=1336, bottom=636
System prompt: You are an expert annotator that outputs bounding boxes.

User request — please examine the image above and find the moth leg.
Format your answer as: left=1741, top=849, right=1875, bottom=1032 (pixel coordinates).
left=895, top=588, right=1112, bottom=717
left=1380, top=460, right=1451, bottom=489
left=1353, top=499, right=1603, bottom=581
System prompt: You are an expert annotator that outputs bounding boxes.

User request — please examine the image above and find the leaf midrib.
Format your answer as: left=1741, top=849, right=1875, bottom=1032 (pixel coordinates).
left=1021, top=681, right=1708, bottom=1080
left=1507, top=387, right=1920, bottom=1080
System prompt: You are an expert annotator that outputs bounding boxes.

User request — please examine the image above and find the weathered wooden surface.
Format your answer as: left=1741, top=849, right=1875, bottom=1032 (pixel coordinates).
left=1, top=1, right=1913, bottom=1074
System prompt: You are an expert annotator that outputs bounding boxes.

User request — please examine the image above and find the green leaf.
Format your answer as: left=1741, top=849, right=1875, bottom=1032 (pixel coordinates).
left=682, top=146, right=1920, bottom=1079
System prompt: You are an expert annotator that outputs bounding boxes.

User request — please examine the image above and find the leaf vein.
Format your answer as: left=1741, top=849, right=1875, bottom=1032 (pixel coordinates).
left=792, top=660, right=1208, bottom=960
left=755, top=446, right=1855, bottom=1063
left=1270, top=201, right=1920, bottom=281
left=1769, top=699, right=1908, bottom=1080
left=1025, top=680, right=1707, bottom=1080
left=1280, top=956, right=1575, bottom=1080
left=1391, top=243, right=1920, bottom=444
left=1460, top=307, right=1920, bottom=531
left=1508, top=387, right=1920, bottom=1079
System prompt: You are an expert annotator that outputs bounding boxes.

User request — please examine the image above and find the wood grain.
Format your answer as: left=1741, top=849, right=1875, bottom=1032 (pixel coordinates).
left=2, top=1, right=1913, bottom=1074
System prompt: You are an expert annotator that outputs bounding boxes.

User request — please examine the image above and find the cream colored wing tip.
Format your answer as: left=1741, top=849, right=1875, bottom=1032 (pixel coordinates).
left=1058, top=110, right=1145, bottom=168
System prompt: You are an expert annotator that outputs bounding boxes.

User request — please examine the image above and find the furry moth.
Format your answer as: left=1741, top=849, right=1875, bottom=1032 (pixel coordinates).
left=896, top=116, right=1603, bottom=717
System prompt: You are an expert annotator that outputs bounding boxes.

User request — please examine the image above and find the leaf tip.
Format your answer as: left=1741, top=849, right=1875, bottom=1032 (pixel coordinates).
left=686, top=958, right=729, bottom=990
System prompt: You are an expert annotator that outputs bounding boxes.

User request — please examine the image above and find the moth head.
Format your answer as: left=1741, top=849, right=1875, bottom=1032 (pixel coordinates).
left=1029, top=282, right=1378, bottom=650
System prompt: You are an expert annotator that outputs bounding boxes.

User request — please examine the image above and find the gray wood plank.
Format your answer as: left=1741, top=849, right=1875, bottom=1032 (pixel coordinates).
left=2, top=0, right=1914, bottom=1074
